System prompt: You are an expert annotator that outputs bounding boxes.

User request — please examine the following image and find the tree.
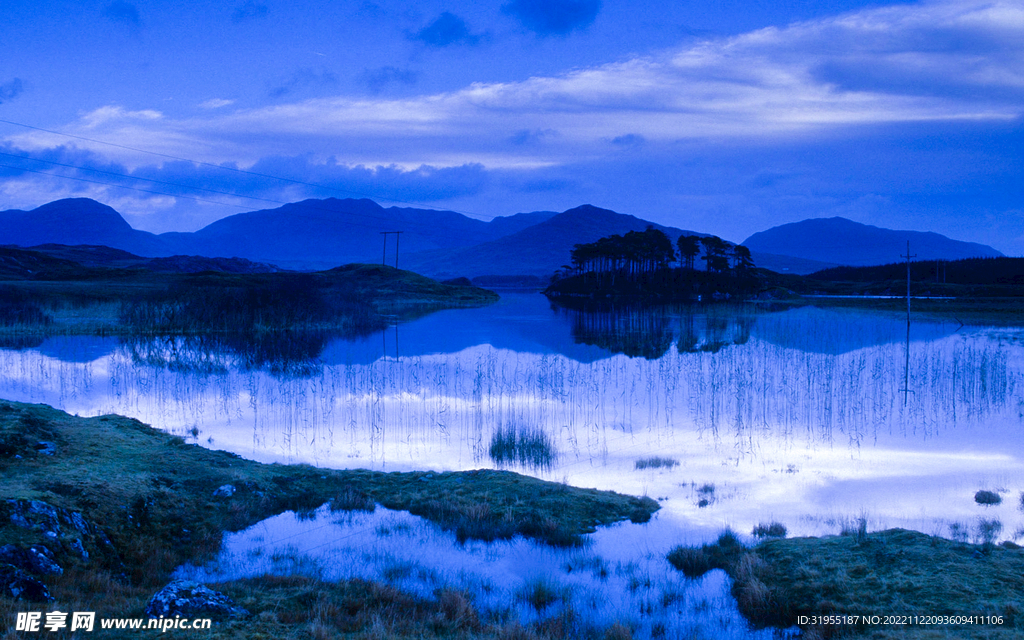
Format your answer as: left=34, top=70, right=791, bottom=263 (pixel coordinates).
left=732, top=245, right=754, bottom=272
left=699, top=236, right=730, bottom=273
left=677, top=235, right=701, bottom=270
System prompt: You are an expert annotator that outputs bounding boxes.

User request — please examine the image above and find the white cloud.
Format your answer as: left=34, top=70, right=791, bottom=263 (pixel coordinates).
left=11, top=0, right=1024, bottom=170
left=199, top=99, right=235, bottom=109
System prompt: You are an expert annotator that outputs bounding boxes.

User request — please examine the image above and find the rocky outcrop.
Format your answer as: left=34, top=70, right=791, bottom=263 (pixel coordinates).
left=145, top=580, right=249, bottom=619
left=0, top=563, right=52, bottom=602
left=2, top=499, right=112, bottom=561
left=0, top=544, right=62, bottom=576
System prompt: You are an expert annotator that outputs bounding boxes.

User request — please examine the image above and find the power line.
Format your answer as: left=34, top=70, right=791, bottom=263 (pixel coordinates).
left=0, top=117, right=499, bottom=222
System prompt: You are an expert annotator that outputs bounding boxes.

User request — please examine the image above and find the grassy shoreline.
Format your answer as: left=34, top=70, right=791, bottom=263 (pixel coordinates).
left=1, top=400, right=657, bottom=638
left=668, top=528, right=1024, bottom=639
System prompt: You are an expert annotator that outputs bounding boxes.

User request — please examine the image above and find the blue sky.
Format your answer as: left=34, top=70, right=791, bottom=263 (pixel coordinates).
left=1, top=0, right=1022, bottom=254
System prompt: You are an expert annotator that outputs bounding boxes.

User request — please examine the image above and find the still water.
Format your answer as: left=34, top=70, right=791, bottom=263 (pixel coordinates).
left=2, top=294, right=1022, bottom=542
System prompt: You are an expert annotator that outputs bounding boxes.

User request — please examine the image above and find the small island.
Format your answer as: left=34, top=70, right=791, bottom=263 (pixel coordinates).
left=543, top=228, right=761, bottom=301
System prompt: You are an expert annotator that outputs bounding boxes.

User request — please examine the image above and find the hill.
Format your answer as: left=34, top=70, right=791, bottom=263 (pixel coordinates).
left=0, top=198, right=173, bottom=256
left=162, top=198, right=557, bottom=271
left=743, top=217, right=1002, bottom=271
left=404, top=204, right=703, bottom=278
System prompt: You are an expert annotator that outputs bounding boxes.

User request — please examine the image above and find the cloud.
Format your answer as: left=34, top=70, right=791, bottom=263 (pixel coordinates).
left=610, top=133, right=644, bottom=147
left=508, top=129, right=558, bottom=145
left=232, top=0, right=268, bottom=24
left=102, top=1, right=141, bottom=30
left=199, top=99, right=235, bottom=109
left=269, top=69, right=339, bottom=99
left=502, top=0, right=601, bottom=36
left=360, top=67, right=418, bottom=94
left=411, top=12, right=482, bottom=47
left=0, top=78, right=24, bottom=104
left=9, top=1, right=1024, bottom=188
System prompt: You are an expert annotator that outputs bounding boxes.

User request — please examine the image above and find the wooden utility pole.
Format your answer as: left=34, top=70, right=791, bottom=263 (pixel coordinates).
left=900, top=241, right=916, bottom=406
left=379, top=231, right=403, bottom=268
left=900, top=241, right=916, bottom=323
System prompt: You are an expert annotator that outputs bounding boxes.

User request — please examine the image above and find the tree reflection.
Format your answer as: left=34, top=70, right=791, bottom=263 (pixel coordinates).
left=552, top=299, right=760, bottom=359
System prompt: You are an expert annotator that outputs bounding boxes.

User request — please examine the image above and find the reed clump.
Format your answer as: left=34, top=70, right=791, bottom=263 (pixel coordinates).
left=634, top=457, right=679, bottom=470
left=489, top=423, right=557, bottom=471
left=975, top=490, right=1002, bottom=506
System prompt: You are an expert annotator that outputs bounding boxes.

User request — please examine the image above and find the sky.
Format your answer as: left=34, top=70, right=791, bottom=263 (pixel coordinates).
left=1, top=0, right=1022, bottom=254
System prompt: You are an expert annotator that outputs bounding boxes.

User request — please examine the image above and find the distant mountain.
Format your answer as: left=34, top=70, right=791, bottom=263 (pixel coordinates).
left=25, top=244, right=280, bottom=274
left=0, top=197, right=724, bottom=280
left=0, top=198, right=173, bottom=256
left=743, top=217, right=1002, bottom=272
left=0, top=244, right=280, bottom=277
left=161, top=198, right=558, bottom=271
left=403, top=204, right=703, bottom=278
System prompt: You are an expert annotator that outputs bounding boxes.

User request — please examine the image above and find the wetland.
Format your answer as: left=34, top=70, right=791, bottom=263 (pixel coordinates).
left=2, top=282, right=1023, bottom=638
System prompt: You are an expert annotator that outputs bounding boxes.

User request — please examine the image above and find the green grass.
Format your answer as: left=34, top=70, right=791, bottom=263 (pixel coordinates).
left=0, top=400, right=657, bottom=638
left=668, top=528, right=1024, bottom=639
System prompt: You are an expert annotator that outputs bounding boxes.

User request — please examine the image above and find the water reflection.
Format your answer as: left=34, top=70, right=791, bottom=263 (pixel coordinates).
left=177, top=504, right=787, bottom=640
left=0, top=295, right=1022, bottom=544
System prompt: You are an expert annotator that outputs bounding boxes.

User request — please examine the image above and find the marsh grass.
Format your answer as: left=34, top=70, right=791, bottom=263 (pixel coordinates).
left=489, top=423, right=557, bottom=471
left=634, top=457, right=678, bottom=470
left=519, top=578, right=567, bottom=612
left=693, top=482, right=716, bottom=508
left=668, top=527, right=1024, bottom=638
left=751, top=522, right=787, bottom=539
left=976, top=490, right=1003, bottom=506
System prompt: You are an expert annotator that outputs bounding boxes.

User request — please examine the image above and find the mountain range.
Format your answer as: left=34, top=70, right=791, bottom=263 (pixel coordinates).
left=0, top=198, right=1004, bottom=278
left=742, top=217, right=1002, bottom=269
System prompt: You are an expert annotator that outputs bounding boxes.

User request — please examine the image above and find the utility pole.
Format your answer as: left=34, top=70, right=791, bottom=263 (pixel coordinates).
left=379, top=231, right=403, bottom=268
left=900, top=241, right=916, bottom=324
left=900, top=241, right=916, bottom=406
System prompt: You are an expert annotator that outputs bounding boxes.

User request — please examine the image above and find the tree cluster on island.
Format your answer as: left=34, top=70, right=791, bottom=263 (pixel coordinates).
left=545, top=227, right=760, bottom=300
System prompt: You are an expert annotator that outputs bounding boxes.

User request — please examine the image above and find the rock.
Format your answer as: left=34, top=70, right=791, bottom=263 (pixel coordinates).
left=35, top=441, right=57, bottom=455
left=145, top=580, right=248, bottom=619
left=0, top=545, right=63, bottom=576
left=2, top=499, right=117, bottom=566
left=212, top=484, right=236, bottom=498
left=0, top=563, right=53, bottom=602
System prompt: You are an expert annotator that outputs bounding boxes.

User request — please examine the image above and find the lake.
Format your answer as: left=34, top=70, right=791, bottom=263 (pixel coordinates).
left=2, top=294, right=1022, bottom=540
left=1, top=293, right=1022, bottom=635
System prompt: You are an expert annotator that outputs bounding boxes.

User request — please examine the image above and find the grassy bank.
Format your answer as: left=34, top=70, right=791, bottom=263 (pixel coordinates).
left=0, top=263, right=499, bottom=366
left=0, top=400, right=656, bottom=638
left=668, top=528, right=1024, bottom=639
left=1, top=263, right=498, bottom=336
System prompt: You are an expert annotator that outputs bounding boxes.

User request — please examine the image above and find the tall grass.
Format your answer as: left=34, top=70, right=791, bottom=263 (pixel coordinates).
left=634, top=457, right=678, bottom=470
left=489, top=423, right=557, bottom=471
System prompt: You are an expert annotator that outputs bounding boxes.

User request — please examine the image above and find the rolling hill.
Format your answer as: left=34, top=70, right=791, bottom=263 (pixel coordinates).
left=743, top=217, right=1002, bottom=272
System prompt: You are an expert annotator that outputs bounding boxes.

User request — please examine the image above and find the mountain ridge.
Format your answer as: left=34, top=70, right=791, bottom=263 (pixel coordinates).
left=743, top=217, right=1002, bottom=271
left=0, top=199, right=1004, bottom=279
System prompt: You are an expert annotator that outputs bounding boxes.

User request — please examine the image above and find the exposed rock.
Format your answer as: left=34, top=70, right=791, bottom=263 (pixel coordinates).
left=2, top=499, right=117, bottom=566
left=212, top=484, right=236, bottom=498
left=145, top=581, right=248, bottom=619
left=35, top=440, right=57, bottom=455
left=0, top=563, right=53, bottom=602
left=0, top=544, right=63, bottom=576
